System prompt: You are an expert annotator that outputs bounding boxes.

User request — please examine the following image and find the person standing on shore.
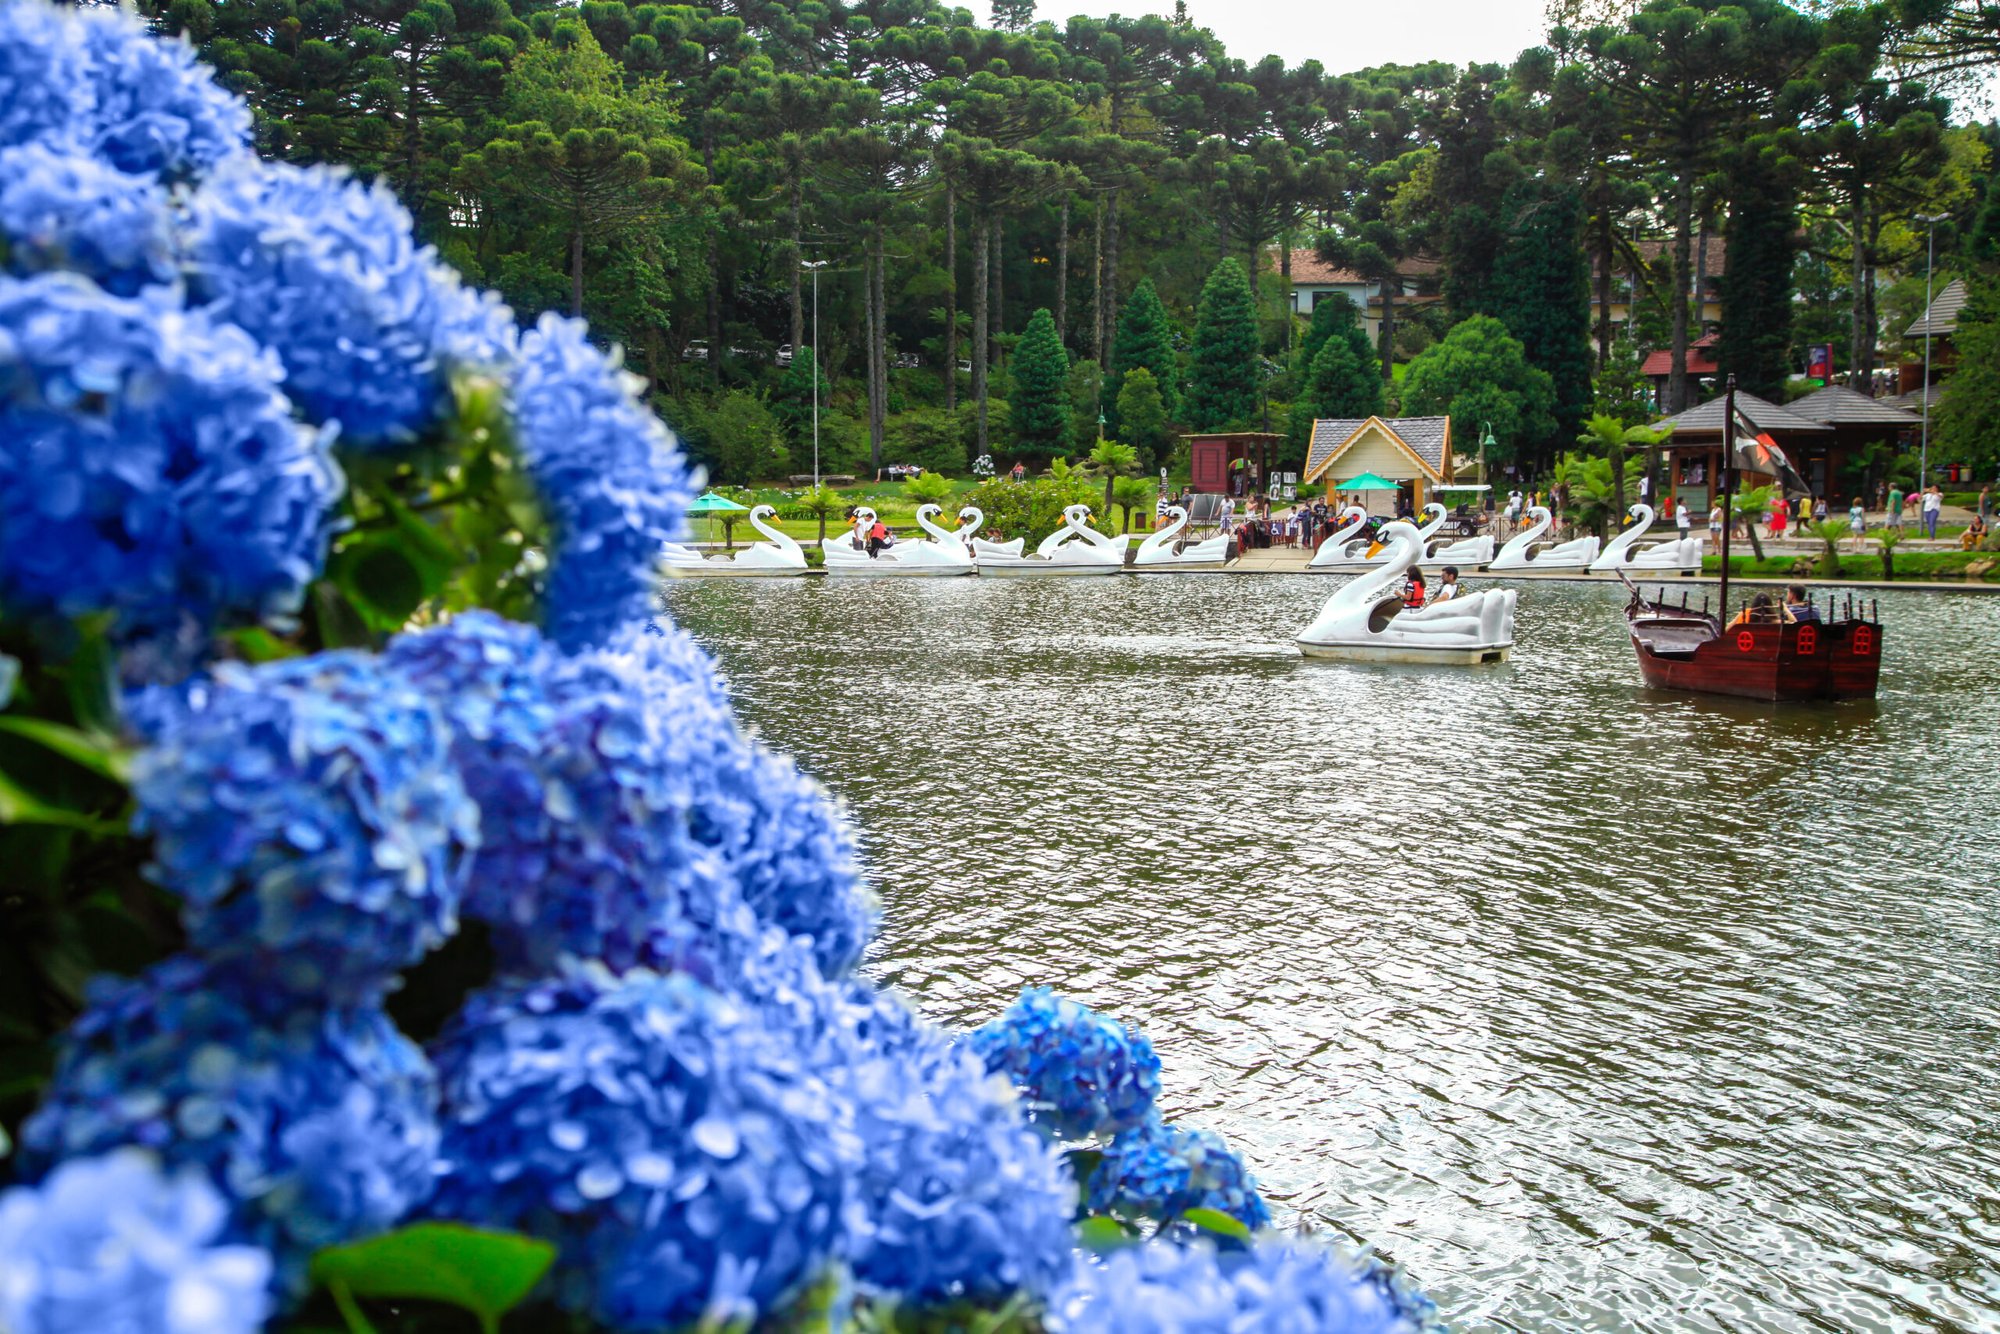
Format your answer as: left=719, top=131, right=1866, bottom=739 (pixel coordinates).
left=1709, top=498, right=1725, bottom=550
left=1922, top=484, right=1942, bottom=538
left=1849, top=496, right=1866, bottom=550
left=1677, top=498, right=1693, bottom=543
left=1886, top=482, right=1904, bottom=529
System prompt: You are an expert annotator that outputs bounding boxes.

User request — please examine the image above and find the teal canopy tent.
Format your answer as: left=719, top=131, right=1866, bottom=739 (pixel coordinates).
left=687, top=490, right=749, bottom=546
left=1336, top=472, right=1400, bottom=491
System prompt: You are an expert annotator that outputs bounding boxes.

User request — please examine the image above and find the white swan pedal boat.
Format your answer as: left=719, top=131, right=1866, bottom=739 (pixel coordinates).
left=820, top=505, right=975, bottom=577
left=1487, top=505, right=1601, bottom=573
left=1295, top=519, right=1518, bottom=664
left=661, top=504, right=810, bottom=577
left=1310, top=503, right=1447, bottom=569
left=1586, top=503, right=1701, bottom=574
left=1132, top=505, right=1233, bottom=571
left=977, top=505, right=1128, bottom=577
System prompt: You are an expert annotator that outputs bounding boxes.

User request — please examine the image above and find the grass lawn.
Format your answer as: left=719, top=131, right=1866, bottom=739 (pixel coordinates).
left=1702, top=552, right=2000, bottom=582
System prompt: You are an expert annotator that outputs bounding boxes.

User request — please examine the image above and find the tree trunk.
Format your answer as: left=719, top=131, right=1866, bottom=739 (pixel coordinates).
left=870, top=227, right=888, bottom=472
left=1667, top=170, right=1693, bottom=413
left=973, top=215, right=992, bottom=455
left=1848, top=185, right=1870, bottom=379
left=992, top=218, right=1004, bottom=350
left=1594, top=197, right=1613, bottom=368
left=864, top=240, right=883, bottom=473
left=945, top=183, right=958, bottom=410
left=1860, top=201, right=1882, bottom=381
left=1280, top=234, right=1293, bottom=351
left=569, top=224, right=584, bottom=318
left=1695, top=217, right=1711, bottom=338
left=1056, top=195, right=1070, bottom=350
left=1378, top=278, right=1397, bottom=381
left=788, top=180, right=804, bottom=355
left=703, top=132, right=721, bottom=371
left=403, top=39, right=423, bottom=197
left=1104, top=188, right=1121, bottom=355
left=1091, top=200, right=1106, bottom=362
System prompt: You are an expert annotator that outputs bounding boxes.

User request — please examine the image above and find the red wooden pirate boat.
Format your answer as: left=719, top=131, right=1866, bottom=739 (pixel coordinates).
left=1619, top=376, right=1883, bottom=702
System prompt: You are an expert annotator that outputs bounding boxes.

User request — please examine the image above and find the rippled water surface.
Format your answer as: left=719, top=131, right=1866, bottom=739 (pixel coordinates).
left=664, top=574, right=2000, bottom=1332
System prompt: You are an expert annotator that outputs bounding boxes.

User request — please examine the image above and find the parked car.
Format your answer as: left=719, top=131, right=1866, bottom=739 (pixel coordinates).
left=957, top=359, right=972, bottom=373
left=727, top=344, right=760, bottom=360
left=681, top=339, right=710, bottom=363
left=892, top=352, right=922, bottom=369
left=775, top=343, right=794, bottom=367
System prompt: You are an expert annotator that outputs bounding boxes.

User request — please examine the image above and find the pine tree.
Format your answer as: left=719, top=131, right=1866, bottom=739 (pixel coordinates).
left=1116, top=366, right=1170, bottom=465
left=1184, top=258, right=1259, bottom=431
left=1287, top=312, right=1381, bottom=452
left=1011, top=307, right=1072, bottom=457
left=1935, top=276, right=2000, bottom=475
left=1106, top=277, right=1178, bottom=438
left=1486, top=181, right=1592, bottom=471
left=1400, top=315, right=1556, bottom=466
left=1715, top=148, right=1800, bottom=402
left=1293, top=292, right=1362, bottom=381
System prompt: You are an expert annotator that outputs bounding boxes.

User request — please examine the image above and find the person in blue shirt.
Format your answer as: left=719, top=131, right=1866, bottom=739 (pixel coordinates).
left=1784, top=585, right=1820, bottom=623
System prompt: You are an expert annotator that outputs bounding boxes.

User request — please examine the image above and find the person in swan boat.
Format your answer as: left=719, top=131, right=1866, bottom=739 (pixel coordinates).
left=1432, top=566, right=1461, bottom=602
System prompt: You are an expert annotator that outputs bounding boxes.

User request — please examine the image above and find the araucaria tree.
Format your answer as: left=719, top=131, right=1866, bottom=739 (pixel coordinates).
left=1184, top=258, right=1259, bottom=431
left=1011, top=307, right=1073, bottom=458
left=1106, top=277, right=1178, bottom=437
left=1115, top=366, right=1171, bottom=465
left=1487, top=181, right=1594, bottom=468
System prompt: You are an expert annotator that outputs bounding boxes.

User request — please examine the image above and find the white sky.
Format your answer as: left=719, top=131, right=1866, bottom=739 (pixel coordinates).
left=1059, top=0, right=1554, bottom=76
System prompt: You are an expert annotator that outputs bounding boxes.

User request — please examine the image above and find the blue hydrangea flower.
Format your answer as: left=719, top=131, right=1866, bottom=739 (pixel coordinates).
left=1084, top=1114, right=1271, bottom=1232
left=427, top=963, right=854, bottom=1331
left=188, top=159, right=517, bottom=448
left=383, top=615, right=874, bottom=978
left=72, top=2, right=251, bottom=178
left=829, top=986, right=1077, bottom=1304
left=1049, top=1235, right=1438, bottom=1334
left=0, top=143, right=174, bottom=295
left=572, top=624, right=876, bottom=975
left=129, top=651, right=479, bottom=999
left=0, top=273, right=341, bottom=673
left=0, top=0, right=91, bottom=157
left=968, top=989, right=1162, bottom=1141
left=513, top=314, right=694, bottom=649
left=21, top=956, right=440, bottom=1293
left=0, top=1149, right=274, bottom=1334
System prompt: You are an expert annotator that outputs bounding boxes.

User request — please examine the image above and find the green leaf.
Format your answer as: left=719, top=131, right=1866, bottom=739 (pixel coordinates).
left=0, top=717, right=128, bottom=781
left=309, top=1222, right=555, bottom=1334
left=219, top=626, right=301, bottom=664
left=1076, top=1215, right=1136, bottom=1253
left=60, top=622, right=117, bottom=734
left=333, top=538, right=428, bottom=632
left=0, top=769, right=121, bottom=834
left=1181, top=1207, right=1251, bottom=1242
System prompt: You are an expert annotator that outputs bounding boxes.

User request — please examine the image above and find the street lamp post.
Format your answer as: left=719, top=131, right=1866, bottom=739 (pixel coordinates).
left=802, top=259, right=830, bottom=490
left=1915, top=213, right=1949, bottom=492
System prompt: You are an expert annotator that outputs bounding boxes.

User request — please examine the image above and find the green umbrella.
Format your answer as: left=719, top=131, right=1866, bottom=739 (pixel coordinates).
left=687, top=491, right=750, bottom=513
left=686, top=490, right=750, bottom=547
left=1337, top=472, right=1401, bottom=491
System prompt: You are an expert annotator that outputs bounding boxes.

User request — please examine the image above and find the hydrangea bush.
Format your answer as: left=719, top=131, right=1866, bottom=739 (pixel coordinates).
left=0, top=4, right=1437, bottom=1330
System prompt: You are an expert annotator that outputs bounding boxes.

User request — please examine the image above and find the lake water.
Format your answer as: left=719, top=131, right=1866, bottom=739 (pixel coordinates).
left=662, top=573, right=2000, bottom=1333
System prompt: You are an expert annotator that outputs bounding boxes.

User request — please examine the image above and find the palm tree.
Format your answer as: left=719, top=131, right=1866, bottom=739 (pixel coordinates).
left=798, top=485, right=843, bottom=543
left=1805, top=518, right=1850, bottom=578
left=1575, top=414, right=1673, bottom=534
left=1111, top=475, right=1152, bottom=533
left=1085, top=439, right=1139, bottom=517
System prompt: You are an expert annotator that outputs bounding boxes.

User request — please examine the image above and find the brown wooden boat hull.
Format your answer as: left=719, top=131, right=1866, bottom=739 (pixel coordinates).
left=1630, top=618, right=1881, bottom=701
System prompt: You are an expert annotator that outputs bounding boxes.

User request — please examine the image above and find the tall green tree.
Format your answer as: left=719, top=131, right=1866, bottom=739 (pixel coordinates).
left=1934, top=276, right=2000, bottom=473
left=1106, top=277, right=1178, bottom=437
left=1400, top=316, right=1556, bottom=465
left=1184, top=258, right=1259, bottom=430
left=1585, top=0, right=1821, bottom=410
left=458, top=23, right=699, bottom=319
left=1116, top=367, right=1171, bottom=465
left=1011, top=308, right=1073, bottom=457
left=1716, top=143, right=1803, bottom=400
left=1487, top=180, right=1594, bottom=468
